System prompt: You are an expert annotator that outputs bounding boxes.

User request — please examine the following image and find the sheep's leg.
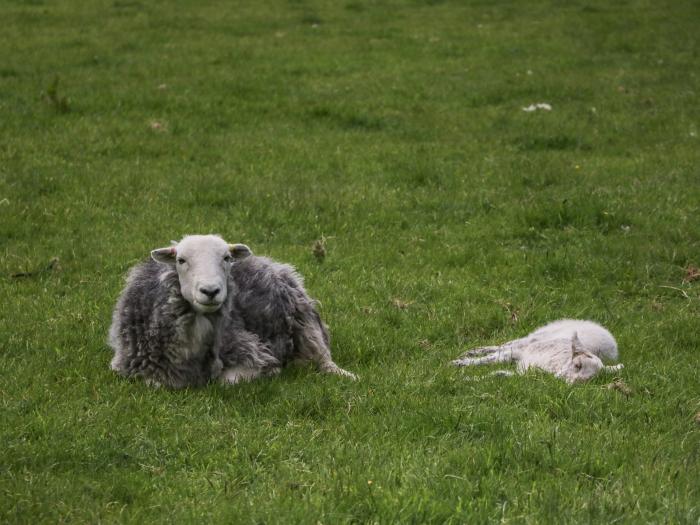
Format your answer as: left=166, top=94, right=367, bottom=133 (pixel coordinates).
left=294, top=307, right=357, bottom=380
left=220, top=366, right=279, bottom=385
left=220, top=366, right=259, bottom=385
left=218, top=326, right=281, bottom=385
left=451, top=348, right=513, bottom=367
left=317, top=360, right=357, bottom=380
left=209, top=353, right=224, bottom=380
left=109, top=355, right=122, bottom=372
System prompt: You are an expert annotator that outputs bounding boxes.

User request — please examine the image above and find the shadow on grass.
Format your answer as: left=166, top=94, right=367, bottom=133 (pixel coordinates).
left=306, top=107, right=388, bottom=132
left=515, top=135, right=592, bottom=152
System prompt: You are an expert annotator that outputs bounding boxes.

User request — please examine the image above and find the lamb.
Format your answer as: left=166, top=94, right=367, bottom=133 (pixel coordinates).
left=108, top=234, right=355, bottom=388
left=451, top=319, right=623, bottom=383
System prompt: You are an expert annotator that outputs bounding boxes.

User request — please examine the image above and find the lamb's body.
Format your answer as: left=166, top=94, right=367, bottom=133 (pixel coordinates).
left=451, top=319, right=623, bottom=383
left=524, top=319, right=618, bottom=362
left=108, top=235, right=355, bottom=388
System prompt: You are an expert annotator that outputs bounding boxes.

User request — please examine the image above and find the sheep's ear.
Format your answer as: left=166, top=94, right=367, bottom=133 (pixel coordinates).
left=229, top=243, right=252, bottom=259
left=151, top=246, right=177, bottom=264
left=571, top=332, right=585, bottom=357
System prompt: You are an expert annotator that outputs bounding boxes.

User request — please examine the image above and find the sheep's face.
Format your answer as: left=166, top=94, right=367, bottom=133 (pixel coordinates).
left=567, top=352, right=604, bottom=383
left=567, top=333, right=604, bottom=383
left=151, top=235, right=252, bottom=314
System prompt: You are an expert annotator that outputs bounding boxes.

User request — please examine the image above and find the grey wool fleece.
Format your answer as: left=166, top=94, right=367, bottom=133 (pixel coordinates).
left=109, top=251, right=354, bottom=388
left=108, top=259, right=275, bottom=388
left=225, top=255, right=332, bottom=366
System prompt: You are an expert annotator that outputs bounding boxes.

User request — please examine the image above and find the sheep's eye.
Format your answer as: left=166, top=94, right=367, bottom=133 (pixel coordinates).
left=177, top=257, right=186, bottom=265
left=575, top=363, right=582, bottom=370
left=223, top=255, right=232, bottom=263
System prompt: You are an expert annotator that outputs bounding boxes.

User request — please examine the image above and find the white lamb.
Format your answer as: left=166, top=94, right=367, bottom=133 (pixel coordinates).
left=451, top=319, right=623, bottom=383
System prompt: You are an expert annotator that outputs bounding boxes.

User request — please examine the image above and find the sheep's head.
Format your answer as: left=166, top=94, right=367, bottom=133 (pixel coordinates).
left=151, top=235, right=252, bottom=314
left=567, top=332, right=604, bottom=383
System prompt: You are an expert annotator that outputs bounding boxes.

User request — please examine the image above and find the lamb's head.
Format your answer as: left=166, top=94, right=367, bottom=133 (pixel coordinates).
left=151, top=235, right=252, bottom=314
left=566, top=332, right=604, bottom=383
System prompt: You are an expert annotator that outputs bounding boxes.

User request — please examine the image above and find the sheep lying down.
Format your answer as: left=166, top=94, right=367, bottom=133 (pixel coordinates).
left=108, top=234, right=356, bottom=388
left=452, top=320, right=624, bottom=383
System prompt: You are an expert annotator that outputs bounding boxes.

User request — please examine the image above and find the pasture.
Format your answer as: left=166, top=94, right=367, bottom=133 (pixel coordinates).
left=1, top=0, right=699, bottom=522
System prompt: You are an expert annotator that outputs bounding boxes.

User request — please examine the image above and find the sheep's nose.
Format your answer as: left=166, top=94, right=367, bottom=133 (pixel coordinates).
left=199, top=286, right=221, bottom=299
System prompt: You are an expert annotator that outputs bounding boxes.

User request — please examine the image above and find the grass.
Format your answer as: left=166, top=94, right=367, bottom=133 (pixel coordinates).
left=1, top=0, right=699, bottom=522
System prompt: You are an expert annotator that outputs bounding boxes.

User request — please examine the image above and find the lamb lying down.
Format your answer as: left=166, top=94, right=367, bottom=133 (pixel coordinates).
left=451, top=320, right=623, bottom=383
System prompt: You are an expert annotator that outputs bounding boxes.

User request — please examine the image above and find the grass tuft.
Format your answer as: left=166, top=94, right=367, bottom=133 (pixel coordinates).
left=44, top=76, right=70, bottom=114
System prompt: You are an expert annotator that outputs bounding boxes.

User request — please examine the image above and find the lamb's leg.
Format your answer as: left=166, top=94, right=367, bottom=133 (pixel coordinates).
left=451, top=348, right=513, bottom=367
left=456, top=336, right=531, bottom=359
left=459, top=345, right=502, bottom=358
left=294, top=307, right=357, bottom=380
left=490, top=369, right=516, bottom=378
left=603, top=363, right=624, bottom=373
left=464, top=370, right=516, bottom=381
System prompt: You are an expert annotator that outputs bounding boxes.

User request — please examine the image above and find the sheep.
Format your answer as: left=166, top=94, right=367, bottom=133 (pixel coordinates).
left=451, top=319, right=623, bottom=383
left=108, top=234, right=355, bottom=388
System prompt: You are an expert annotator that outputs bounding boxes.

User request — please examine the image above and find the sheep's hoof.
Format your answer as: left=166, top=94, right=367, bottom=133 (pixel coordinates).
left=337, top=368, right=359, bottom=381
left=144, top=378, right=164, bottom=389
left=109, top=355, right=123, bottom=372
left=320, top=362, right=358, bottom=381
left=220, top=366, right=267, bottom=385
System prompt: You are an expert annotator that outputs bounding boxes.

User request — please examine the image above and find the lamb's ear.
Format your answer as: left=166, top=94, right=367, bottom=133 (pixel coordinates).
left=229, top=243, right=252, bottom=260
left=571, top=332, right=585, bottom=357
left=151, top=246, right=177, bottom=264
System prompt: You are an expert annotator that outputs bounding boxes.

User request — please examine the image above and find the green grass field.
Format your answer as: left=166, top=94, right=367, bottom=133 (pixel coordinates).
left=1, top=0, right=699, bottom=522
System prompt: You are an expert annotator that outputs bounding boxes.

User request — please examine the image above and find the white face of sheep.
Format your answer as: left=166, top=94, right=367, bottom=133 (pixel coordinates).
left=567, top=333, right=604, bottom=383
left=151, top=235, right=251, bottom=314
